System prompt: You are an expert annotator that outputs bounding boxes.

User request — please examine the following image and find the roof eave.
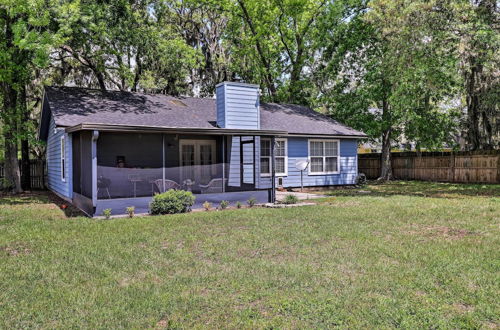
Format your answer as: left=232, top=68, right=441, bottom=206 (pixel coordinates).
left=64, top=123, right=288, bottom=136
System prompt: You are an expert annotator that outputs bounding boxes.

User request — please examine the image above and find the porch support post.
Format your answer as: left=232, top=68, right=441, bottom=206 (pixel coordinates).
left=222, top=135, right=226, bottom=193
left=91, top=130, right=99, bottom=207
left=271, top=136, right=276, bottom=203
left=162, top=134, right=165, bottom=192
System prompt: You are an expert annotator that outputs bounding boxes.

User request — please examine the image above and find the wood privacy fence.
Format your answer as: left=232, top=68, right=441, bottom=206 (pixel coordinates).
left=0, top=159, right=46, bottom=189
left=359, top=150, right=500, bottom=184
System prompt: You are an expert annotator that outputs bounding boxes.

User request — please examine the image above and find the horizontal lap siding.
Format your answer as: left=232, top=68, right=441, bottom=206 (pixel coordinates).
left=220, top=84, right=260, bottom=129
left=47, top=116, right=72, bottom=199
left=216, top=87, right=225, bottom=128
left=259, top=138, right=358, bottom=188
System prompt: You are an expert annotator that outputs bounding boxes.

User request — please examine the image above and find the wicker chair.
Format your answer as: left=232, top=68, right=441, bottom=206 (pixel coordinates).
left=153, top=179, right=181, bottom=193
left=199, top=178, right=227, bottom=194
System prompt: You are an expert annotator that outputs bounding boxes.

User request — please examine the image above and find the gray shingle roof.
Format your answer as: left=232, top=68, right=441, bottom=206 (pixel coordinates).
left=44, top=86, right=366, bottom=137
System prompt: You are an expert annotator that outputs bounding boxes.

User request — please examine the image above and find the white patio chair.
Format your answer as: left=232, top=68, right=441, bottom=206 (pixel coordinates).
left=153, top=179, right=181, bottom=193
left=199, top=178, right=227, bottom=194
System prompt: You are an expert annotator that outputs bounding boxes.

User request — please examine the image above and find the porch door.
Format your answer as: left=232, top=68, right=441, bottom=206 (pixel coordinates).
left=180, top=140, right=216, bottom=185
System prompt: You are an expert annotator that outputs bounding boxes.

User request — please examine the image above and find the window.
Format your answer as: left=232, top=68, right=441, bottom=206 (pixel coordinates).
left=60, top=136, right=66, bottom=182
left=275, top=139, right=287, bottom=176
left=260, top=138, right=287, bottom=176
left=308, top=139, right=339, bottom=174
left=260, top=139, right=271, bottom=176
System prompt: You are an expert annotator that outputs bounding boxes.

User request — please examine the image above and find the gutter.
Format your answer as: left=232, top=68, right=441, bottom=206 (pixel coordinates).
left=64, top=123, right=288, bottom=136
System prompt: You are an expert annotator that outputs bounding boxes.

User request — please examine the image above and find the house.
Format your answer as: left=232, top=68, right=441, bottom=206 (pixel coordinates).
left=38, top=82, right=366, bottom=216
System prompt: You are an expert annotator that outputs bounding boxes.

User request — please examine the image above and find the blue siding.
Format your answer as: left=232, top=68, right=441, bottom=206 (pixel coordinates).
left=216, top=82, right=260, bottom=129
left=216, top=86, right=225, bottom=128
left=46, top=116, right=72, bottom=199
left=259, top=137, right=358, bottom=188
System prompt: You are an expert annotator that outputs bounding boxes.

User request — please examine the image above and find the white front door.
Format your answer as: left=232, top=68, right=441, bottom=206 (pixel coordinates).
left=180, top=140, right=216, bottom=185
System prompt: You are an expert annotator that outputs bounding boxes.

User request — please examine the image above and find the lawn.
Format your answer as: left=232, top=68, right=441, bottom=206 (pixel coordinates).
left=0, top=181, right=499, bottom=328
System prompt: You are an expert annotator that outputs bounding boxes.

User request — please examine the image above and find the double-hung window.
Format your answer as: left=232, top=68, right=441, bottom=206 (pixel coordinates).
left=260, top=138, right=288, bottom=176
left=260, top=139, right=271, bottom=176
left=274, top=139, right=287, bottom=176
left=309, top=139, right=340, bottom=174
left=60, top=136, right=66, bottom=182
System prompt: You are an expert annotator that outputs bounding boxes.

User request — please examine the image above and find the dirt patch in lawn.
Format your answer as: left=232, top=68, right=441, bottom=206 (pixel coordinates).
left=406, top=225, right=476, bottom=240
left=1, top=242, right=31, bottom=256
left=452, top=303, right=475, bottom=314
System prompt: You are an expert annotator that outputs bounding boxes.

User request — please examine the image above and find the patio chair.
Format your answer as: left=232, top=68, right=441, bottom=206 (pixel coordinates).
left=97, top=176, right=111, bottom=199
left=153, top=179, right=181, bottom=193
left=199, top=178, right=227, bottom=194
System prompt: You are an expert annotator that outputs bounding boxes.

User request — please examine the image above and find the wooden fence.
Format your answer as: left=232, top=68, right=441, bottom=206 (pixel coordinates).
left=0, top=159, right=46, bottom=189
left=359, top=150, right=500, bottom=184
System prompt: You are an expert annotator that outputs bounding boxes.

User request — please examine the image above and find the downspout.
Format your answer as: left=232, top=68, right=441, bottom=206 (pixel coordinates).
left=162, top=134, right=165, bottom=192
left=222, top=135, right=226, bottom=193
left=91, top=130, right=99, bottom=210
left=271, top=136, right=276, bottom=203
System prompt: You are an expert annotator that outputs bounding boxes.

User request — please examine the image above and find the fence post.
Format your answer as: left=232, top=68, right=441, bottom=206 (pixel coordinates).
left=450, top=152, right=455, bottom=182
left=497, top=153, right=500, bottom=184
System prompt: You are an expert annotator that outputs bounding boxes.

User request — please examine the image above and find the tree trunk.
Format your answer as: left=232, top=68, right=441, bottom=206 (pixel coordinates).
left=20, top=84, right=31, bottom=190
left=2, top=84, right=23, bottom=193
left=379, top=127, right=393, bottom=181
left=378, top=96, right=393, bottom=181
left=1, top=13, right=22, bottom=193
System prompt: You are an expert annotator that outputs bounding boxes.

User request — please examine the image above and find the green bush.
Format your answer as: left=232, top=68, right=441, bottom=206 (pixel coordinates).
left=247, top=197, right=257, bottom=208
left=236, top=201, right=242, bottom=209
left=126, top=206, right=135, bottom=218
left=150, top=190, right=195, bottom=215
left=102, top=208, right=112, bottom=219
left=0, top=177, right=13, bottom=192
left=282, top=194, right=299, bottom=204
left=219, top=200, right=229, bottom=210
left=203, top=201, right=212, bottom=211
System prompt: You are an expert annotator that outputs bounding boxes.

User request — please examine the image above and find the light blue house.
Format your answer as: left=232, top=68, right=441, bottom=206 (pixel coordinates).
left=38, top=82, right=366, bottom=216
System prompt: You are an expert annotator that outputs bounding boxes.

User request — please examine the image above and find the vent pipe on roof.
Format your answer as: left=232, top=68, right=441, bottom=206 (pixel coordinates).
left=215, top=82, right=260, bottom=129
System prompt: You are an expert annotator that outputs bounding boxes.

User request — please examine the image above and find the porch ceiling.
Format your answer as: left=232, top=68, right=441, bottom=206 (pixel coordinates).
left=65, top=123, right=288, bottom=136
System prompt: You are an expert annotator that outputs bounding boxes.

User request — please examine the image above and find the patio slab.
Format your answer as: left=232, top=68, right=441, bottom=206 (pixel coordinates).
left=276, top=191, right=327, bottom=201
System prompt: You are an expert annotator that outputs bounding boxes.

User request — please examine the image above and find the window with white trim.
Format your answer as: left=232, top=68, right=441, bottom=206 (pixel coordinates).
left=309, top=139, right=339, bottom=174
left=274, top=138, right=287, bottom=176
left=260, top=138, right=288, bottom=176
left=260, top=138, right=271, bottom=176
left=60, top=136, right=66, bottom=182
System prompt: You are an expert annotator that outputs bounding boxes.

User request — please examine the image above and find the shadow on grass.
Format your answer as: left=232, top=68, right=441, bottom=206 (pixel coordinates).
left=324, top=180, right=500, bottom=199
left=0, top=191, right=85, bottom=217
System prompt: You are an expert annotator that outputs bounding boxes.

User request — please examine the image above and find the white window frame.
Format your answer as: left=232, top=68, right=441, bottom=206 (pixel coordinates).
left=308, top=139, right=340, bottom=175
left=260, top=138, right=288, bottom=177
left=60, top=135, right=66, bottom=182
left=274, top=138, right=288, bottom=176
left=260, top=138, right=272, bottom=177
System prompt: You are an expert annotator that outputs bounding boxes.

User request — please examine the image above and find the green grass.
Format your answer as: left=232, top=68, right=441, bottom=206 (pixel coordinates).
left=0, top=181, right=499, bottom=328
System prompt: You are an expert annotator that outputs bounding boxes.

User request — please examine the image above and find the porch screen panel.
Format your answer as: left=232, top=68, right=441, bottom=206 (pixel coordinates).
left=96, top=132, right=163, bottom=199
left=80, top=131, right=93, bottom=198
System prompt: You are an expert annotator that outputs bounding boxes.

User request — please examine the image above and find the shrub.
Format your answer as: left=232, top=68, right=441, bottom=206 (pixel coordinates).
left=247, top=197, right=257, bottom=208
left=0, top=177, right=13, bottom=192
left=236, top=201, right=242, bottom=209
left=282, top=194, right=299, bottom=205
left=219, top=200, right=229, bottom=210
left=126, top=206, right=135, bottom=218
left=102, top=208, right=112, bottom=219
left=150, top=190, right=195, bottom=215
left=203, top=201, right=212, bottom=211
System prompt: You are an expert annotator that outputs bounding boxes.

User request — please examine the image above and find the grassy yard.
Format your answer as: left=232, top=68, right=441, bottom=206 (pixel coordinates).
left=0, top=181, right=499, bottom=328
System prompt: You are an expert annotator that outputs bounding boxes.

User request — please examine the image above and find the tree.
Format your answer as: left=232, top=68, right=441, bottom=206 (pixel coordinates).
left=0, top=0, right=74, bottom=192
left=453, top=0, right=499, bottom=150
left=314, top=0, right=460, bottom=179
left=228, top=0, right=326, bottom=104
